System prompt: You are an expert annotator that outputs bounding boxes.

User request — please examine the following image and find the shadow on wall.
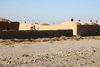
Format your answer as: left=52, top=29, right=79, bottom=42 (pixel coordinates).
left=0, top=30, right=73, bottom=39
left=0, top=22, right=19, bottom=31
left=77, top=25, right=100, bottom=36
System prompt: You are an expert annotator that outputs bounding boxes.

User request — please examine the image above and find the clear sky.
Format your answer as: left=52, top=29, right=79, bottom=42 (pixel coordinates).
left=0, top=0, right=100, bottom=24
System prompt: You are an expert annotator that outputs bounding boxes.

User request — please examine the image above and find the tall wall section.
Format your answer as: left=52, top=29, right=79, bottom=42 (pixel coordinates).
left=77, top=25, right=100, bottom=36
left=0, top=21, right=19, bottom=30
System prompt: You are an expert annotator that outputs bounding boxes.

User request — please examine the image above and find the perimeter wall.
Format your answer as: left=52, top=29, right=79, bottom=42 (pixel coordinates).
left=0, top=30, right=73, bottom=39
left=77, top=25, right=100, bottom=36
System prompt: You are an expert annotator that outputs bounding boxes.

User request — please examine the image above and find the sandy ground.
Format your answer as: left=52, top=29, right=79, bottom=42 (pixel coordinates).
left=0, top=39, right=100, bottom=67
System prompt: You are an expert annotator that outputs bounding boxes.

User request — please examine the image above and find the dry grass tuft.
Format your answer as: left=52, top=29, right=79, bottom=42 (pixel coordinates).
left=37, top=55, right=49, bottom=60
left=87, top=59, right=95, bottom=64
left=21, top=53, right=29, bottom=57
left=68, top=64, right=73, bottom=67
left=70, top=36, right=83, bottom=40
left=4, top=40, right=14, bottom=45
left=11, top=59, right=17, bottom=63
left=9, top=45, right=15, bottom=47
left=59, top=36, right=67, bottom=40
left=51, top=37, right=59, bottom=41
left=23, top=45, right=29, bottom=47
left=41, top=38, right=50, bottom=42
left=21, top=41, right=31, bottom=44
left=35, top=38, right=43, bottom=42
left=50, top=53, right=56, bottom=56
left=38, top=61, right=44, bottom=65
left=0, top=58, right=6, bottom=61
left=75, top=56, right=84, bottom=60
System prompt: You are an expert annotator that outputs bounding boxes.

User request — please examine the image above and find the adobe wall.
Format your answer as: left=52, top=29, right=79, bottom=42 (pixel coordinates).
left=50, top=24, right=77, bottom=35
left=35, top=24, right=77, bottom=35
left=9, top=22, right=19, bottom=30
left=0, top=22, right=9, bottom=30
left=0, top=30, right=73, bottom=39
left=34, top=25, right=52, bottom=30
left=0, top=21, right=19, bottom=30
left=77, top=25, right=100, bottom=36
left=19, top=23, right=34, bottom=30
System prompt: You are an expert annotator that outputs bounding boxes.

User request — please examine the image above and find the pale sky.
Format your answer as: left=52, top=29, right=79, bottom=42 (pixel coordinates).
left=0, top=0, right=100, bottom=24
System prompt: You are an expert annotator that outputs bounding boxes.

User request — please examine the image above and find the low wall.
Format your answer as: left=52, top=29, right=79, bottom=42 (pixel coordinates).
left=0, top=30, right=73, bottom=39
left=77, top=25, right=100, bottom=36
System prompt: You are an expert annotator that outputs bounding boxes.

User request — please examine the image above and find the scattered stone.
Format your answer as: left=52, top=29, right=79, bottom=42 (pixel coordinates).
left=0, top=58, right=6, bottom=61
left=33, top=59, right=37, bottom=62
left=92, top=49, right=96, bottom=52
left=50, top=56, right=55, bottom=59
left=0, top=62, right=3, bottom=67
left=8, top=57, right=11, bottom=60
left=28, top=59, right=33, bottom=63
left=23, top=61, right=27, bottom=64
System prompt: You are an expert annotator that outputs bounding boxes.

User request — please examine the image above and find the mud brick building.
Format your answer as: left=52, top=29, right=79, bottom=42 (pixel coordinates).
left=19, top=19, right=100, bottom=36
left=0, top=18, right=19, bottom=30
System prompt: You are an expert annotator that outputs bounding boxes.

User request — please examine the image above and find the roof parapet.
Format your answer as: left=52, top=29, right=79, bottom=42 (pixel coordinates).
left=89, top=20, right=92, bottom=23
left=70, top=18, right=74, bottom=22
left=78, top=19, right=81, bottom=22
left=95, top=21, right=98, bottom=23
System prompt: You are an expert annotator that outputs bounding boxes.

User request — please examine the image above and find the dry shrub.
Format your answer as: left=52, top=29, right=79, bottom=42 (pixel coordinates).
left=37, top=55, right=49, bottom=60
left=9, top=45, right=15, bottom=47
left=91, top=36, right=100, bottom=40
left=59, top=36, right=67, bottom=40
left=50, top=53, right=56, bottom=56
left=23, top=45, right=29, bottom=47
left=68, top=64, right=73, bottom=67
left=51, top=37, right=59, bottom=41
left=70, top=36, right=83, bottom=40
left=41, top=38, right=50, bottom=42
left=4, top=40, right=14, bottom=45
left=12, top=38, right=19, bottom=41
left=38, top=61, right=44, bottom=65
left=49, top=40, right=53, bottom=43
left=21, top=53, right=29, bottom=57
left=0, top=39, right=5, bottom=43
left=35, top=38, right=43, bottom=42
left=75, top=56, right=84, bottom=60
left=87, top=59, right=95, bottom=64
left=84, top=36, right=100, bottom=40
left=11, top=59, right=17, bottom=63
left=0, top=58, right=6, bottom=61
left=21, top=41, right=31, bottom=44
left=31, top=39, right=35, bottom=42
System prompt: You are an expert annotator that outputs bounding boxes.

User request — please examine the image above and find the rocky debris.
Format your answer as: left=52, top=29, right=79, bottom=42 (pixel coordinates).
left=0, top=47, right=99, bottom=67
left=0, top=39, right=99, bottom=67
